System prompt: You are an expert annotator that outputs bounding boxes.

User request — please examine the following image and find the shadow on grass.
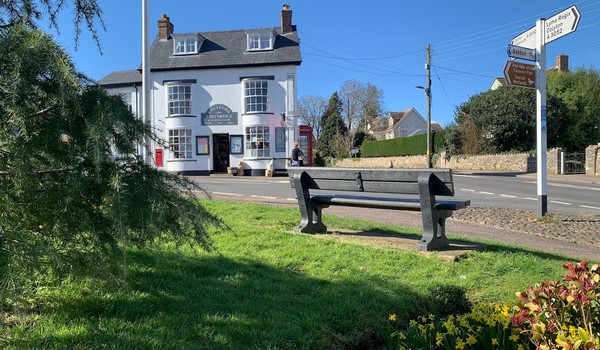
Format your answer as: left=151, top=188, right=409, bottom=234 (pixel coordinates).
left=326, top=226, right=582, bottom=262
left=14, top=250, right=423, bottom=350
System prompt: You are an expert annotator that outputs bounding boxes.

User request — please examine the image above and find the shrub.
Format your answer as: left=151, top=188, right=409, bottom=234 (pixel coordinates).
left=511, top=261, right=600, bottom=349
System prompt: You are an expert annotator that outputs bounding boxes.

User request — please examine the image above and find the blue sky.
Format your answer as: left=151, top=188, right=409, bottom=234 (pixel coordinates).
left=48, top=0, right=600, bottom=127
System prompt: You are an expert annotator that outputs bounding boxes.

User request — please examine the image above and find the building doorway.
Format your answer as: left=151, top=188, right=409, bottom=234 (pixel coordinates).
left=213, top=134, right=229, bottom=173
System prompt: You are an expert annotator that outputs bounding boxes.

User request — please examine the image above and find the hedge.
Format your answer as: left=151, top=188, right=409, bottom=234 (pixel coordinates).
left=361, top=131, right=445, bottom=157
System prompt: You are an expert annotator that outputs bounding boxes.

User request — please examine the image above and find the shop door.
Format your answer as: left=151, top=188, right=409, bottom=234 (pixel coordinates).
left=213, top=134, right=230, bottom=173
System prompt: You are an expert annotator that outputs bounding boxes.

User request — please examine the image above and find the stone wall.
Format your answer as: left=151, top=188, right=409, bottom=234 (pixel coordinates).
left=586, top=144, right=600, bottom=176
left=335, top=155, right=427, bottom=169
left=334, top=148, right=583, bottom=175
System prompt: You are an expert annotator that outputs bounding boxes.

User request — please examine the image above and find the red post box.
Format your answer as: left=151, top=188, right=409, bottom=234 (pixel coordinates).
left=155, top=148, right=163, bottom=167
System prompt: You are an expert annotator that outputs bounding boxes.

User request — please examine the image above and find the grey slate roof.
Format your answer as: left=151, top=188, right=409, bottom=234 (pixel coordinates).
left=149, top=26, right=301, bottom=71
left=97, top=70, right=142, bottom=87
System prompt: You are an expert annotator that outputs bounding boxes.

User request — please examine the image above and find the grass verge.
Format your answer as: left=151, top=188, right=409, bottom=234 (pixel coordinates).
left=0, top=199, right=579, bottom=349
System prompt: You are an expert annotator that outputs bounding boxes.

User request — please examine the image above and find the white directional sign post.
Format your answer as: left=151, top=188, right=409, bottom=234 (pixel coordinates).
left=508, top=5, right=581, bottom=217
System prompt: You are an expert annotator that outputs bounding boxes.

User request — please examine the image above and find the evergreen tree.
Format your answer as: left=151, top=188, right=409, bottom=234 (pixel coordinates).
left=0, top=26, right=224, bottom=301
left=317, top=92, right=347, bottom=158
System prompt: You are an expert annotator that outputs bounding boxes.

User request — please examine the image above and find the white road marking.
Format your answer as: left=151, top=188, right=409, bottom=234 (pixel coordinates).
left=212, top=192, right=243, bottom=197
left=524, top=197, right=537, bottom=201
left=461, top=188, right=476, bottom=192
left=454, top=174, right=483, bottom=178
left=580, top=205, right=600, bottom=210
left=479, top=191, right=495, bottom=195
left=550, top=201, right=572, bottom=205
left=524, top=181, right=600, bottom=191
left=260, top=196, right=277, bottom=199
left=500, top=194, right=517, bottom=198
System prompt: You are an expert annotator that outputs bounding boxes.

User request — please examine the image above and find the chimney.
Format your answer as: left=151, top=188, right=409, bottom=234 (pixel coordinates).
left=556, top=54, right=569, bottom=73
left=158, top=14, right=174, bottom=40
left=281, top=4, right=293, bottom=34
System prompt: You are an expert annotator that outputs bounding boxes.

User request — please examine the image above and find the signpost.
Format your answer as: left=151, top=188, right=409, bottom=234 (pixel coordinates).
left=544, top=5, right=581, bottom=44
left=507, top=44, right=536, bottom=61
left=503, top=61, right=536, bottom=88
left=511, top=26, right=536, bottom=49
left=506, top=5, right=581, bottom=217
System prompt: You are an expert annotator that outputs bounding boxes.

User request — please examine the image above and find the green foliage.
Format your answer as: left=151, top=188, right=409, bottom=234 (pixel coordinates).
left=447, top=68, right=600, bottom=155
left=0, top=25, right=223, bottom=304
left=317, top=92, right=347, bottom=158
left=451, top=86, right=537, bottom=154
left=422, top=284, right=473, bottom=316
left=391, top=303, right=530, bottom=350
left=361, top=131, right=445, bottom=157
left=511, top=261, right=600, bottom=349
left=547, top=68, right=600, bottom=151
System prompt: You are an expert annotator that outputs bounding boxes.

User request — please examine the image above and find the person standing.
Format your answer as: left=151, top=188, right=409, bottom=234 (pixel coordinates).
left=291, top=143, right=304, bottom=166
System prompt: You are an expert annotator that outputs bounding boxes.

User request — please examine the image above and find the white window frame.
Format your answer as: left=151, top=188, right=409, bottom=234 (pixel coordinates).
left=168, top=129, right=193, bottom=160
left=244, top=80, right=268, bottom=113
left=247, top=32, right=273, bottom=51
left=174, top=36, right=198, bottom=55
left=245, top=126, right=270, bottom=158
left=167, top=84, right=192, bottom=116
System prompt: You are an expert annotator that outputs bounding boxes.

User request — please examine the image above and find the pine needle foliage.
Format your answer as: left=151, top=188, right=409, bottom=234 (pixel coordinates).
left=0, top=25, right=224, bottom=308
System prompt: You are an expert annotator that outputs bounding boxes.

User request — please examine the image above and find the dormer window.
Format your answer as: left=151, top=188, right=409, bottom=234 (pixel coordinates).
left=174, top=36, right=198, bottom=55
left=247, top=32, right=274, bottom=51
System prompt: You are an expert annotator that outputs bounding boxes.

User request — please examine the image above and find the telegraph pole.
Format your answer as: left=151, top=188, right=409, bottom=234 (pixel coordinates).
left=425, top=44, right=432, bottom=168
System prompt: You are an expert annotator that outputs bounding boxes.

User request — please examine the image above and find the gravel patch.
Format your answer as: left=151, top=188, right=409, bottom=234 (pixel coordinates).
left=452, top=207, right=600, bottom=248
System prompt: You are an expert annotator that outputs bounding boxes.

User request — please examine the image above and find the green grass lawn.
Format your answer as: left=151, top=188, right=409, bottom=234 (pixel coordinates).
left=0, top=199, right=580, bottom=349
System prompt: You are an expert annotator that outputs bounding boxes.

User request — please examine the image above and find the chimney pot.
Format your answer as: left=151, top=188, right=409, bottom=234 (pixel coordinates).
left=158, top=14, right=174, bottom=40
left=281, top=4, right=293, bottom=34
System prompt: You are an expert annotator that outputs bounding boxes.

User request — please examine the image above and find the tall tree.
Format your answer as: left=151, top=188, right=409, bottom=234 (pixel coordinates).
left=339, top=80, right=385, bottom=130
left=317, top=92, right=347, bottom=158
left=0, top=26, right=223, bottom=301
left=547, top=67, right=600, bottom=151
left=297, top=95, right=327, bottom=142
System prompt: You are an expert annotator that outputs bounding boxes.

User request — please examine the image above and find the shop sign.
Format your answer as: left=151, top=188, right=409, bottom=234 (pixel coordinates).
left=201, top=104, right=238, bottom=126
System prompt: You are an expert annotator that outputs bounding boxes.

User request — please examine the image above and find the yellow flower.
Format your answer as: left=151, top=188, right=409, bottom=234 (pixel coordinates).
left=455, top=339, right=465, bottom=350
left=388, top=314, right=397, bottom=322
left=509, top=334, right=519, bottom=342
left=397, top=332, right=406, bottom=340
left=517, top=345, right=524, bottom=350
left=491, top=338, right=499, bottom=346
left=409, top=319, right=418, bottom=327
left=38, top=224, right=44, bottom=229
left=466, top=334, right=477, bottom=345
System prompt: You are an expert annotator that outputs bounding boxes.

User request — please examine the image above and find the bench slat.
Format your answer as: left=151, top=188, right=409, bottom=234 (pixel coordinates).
left=288, top=167, right=454, bottom=182
left=289, top=168, right=455, bottom=196
left=311, top=195, right=470, bottom=211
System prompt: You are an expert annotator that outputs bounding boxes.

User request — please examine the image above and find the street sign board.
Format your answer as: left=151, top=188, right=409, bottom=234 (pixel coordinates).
left=503, top=61, right=536, bottom=89
left=545, top=5, right=581, bottom=44
left=507, top=44, right=536, bottom=61
left=511, top=26, right=536, bottom=49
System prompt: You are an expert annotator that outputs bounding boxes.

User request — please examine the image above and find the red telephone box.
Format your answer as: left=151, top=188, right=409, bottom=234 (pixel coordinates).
left=298, top=125, right=313, bottom=166
left=155, top=148, right=163, bottom=167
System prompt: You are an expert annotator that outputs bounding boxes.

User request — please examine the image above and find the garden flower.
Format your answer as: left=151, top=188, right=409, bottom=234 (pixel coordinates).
left=389, top=314, right=397, bottom=322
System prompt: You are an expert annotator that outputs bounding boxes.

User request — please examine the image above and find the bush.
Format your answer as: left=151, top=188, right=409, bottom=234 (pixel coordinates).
left=390, top=261, right=600, bottom=349
left=511, top=261, right=600, bottom=349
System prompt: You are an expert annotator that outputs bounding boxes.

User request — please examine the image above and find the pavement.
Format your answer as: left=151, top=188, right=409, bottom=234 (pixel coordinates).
left=205, top=171, right=600, bottom=262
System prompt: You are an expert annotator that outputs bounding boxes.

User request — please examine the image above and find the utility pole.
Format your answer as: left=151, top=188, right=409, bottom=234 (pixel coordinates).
left=425, top=44, right=432, bottom=168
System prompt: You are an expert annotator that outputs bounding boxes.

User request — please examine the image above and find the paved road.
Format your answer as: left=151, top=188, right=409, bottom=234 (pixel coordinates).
left=190, top=172, right=600, bottom=216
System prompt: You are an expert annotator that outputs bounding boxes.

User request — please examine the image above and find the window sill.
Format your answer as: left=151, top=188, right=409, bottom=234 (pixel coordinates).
left=167, top=159, right=197, bottom=162
left=242, top=112, right=274, bottom=116
left=166, top=115, right=197, bottom=118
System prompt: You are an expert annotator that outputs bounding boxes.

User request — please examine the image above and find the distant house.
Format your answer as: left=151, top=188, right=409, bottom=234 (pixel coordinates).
left=367, top=107, right=442, bottom=140
left=491, top=54, right=569, bottom=90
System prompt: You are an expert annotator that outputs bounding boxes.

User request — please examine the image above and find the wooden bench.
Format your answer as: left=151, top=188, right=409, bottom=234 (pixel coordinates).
left=288, top=167, right=470, bottom=251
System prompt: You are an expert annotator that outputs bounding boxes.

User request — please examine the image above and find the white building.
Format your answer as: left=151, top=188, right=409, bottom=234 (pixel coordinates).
left=98, top=5, right=301, bottom=176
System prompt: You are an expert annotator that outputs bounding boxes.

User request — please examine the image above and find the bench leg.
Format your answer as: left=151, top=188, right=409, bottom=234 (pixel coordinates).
left=417, top=209, right=452, bottom=251
left=297, top=203, right=328, bottom=233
